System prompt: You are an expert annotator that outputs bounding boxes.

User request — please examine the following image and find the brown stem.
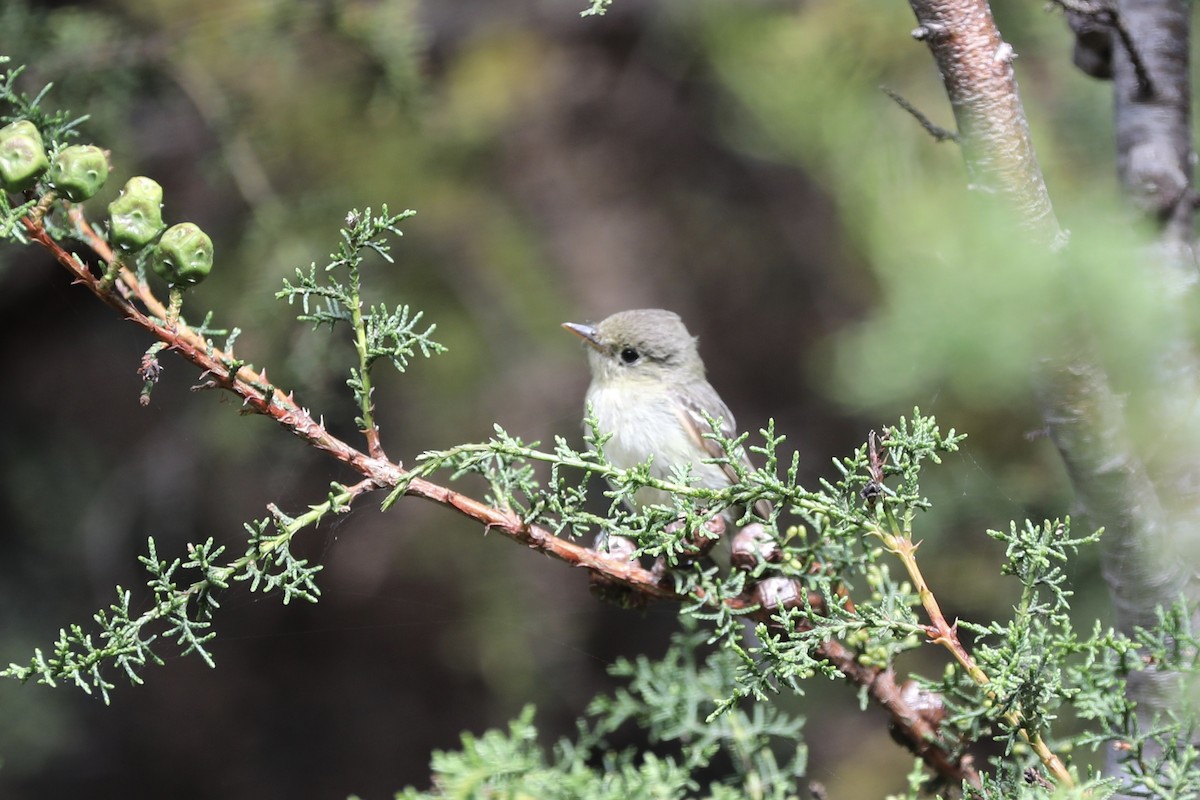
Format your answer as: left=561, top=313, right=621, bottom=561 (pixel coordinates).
left=883, top=528, right=1072, bottom=787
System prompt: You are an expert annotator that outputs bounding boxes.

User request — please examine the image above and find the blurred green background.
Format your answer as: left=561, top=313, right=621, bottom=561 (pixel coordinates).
left=0, top=0, right=1163, bottom=797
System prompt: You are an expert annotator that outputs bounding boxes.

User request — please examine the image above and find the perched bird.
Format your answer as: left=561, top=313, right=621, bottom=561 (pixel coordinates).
left=563, top=308, right=770, bottom=520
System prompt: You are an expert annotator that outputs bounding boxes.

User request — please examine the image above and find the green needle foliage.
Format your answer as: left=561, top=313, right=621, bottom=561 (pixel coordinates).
left=399, top=408, right=1200, bottom=796
left=0, top=485, right=352, bottom=703
left=391, top=623, right=807, bottom=800
left=3, top=53, right=1200, bottom=800
left=277, top=206, right=445, bottom=440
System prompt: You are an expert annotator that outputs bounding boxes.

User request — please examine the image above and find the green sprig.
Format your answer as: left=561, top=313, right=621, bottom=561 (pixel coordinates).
left=1, top=483, right=355, bottom=702
left=277, top=206, right=441, bottom=453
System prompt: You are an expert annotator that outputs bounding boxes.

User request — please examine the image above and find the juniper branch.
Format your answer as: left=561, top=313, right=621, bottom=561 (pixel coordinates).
left=11, top=204, right=984, bottom=780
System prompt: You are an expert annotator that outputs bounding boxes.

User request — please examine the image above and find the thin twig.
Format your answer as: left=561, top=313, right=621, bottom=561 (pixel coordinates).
left=876, top=510, right=1072, bottom=787
left=881, top=85, right=960, bottom=143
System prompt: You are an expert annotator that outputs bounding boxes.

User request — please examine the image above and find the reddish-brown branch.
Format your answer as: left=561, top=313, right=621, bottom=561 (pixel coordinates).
left=402, top=474, right=683, bottom=599
left=25, top=207, right=977, bottom=787
left=819, top=639, right=976, bottom=786
left=30, top=213, right=378, bottom=474
left=405, top=471, right=980, bottom=781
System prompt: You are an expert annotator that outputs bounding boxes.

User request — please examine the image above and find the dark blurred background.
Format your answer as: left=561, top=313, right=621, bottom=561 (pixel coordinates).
left=0, top=0, right=1138, bottom=797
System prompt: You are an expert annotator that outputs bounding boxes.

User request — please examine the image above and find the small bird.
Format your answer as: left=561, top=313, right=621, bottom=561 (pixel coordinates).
left=563, top=309, right=770, bottom=519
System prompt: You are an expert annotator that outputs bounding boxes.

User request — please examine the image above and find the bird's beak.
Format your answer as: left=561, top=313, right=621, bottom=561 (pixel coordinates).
left=562, top=321, right=604, bottom=352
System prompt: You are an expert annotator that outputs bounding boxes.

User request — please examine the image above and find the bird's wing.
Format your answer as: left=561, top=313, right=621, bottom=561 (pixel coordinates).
left=670, top=383, right=772, bottom=519
left=671, top=383, right=739, bottom=465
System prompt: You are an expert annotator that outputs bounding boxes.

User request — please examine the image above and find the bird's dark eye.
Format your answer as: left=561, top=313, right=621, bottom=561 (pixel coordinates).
left=619, top=347, right=640, bottom=364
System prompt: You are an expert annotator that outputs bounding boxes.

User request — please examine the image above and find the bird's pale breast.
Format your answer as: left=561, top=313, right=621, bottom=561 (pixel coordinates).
left=587, top=381, right=731, bottom=509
